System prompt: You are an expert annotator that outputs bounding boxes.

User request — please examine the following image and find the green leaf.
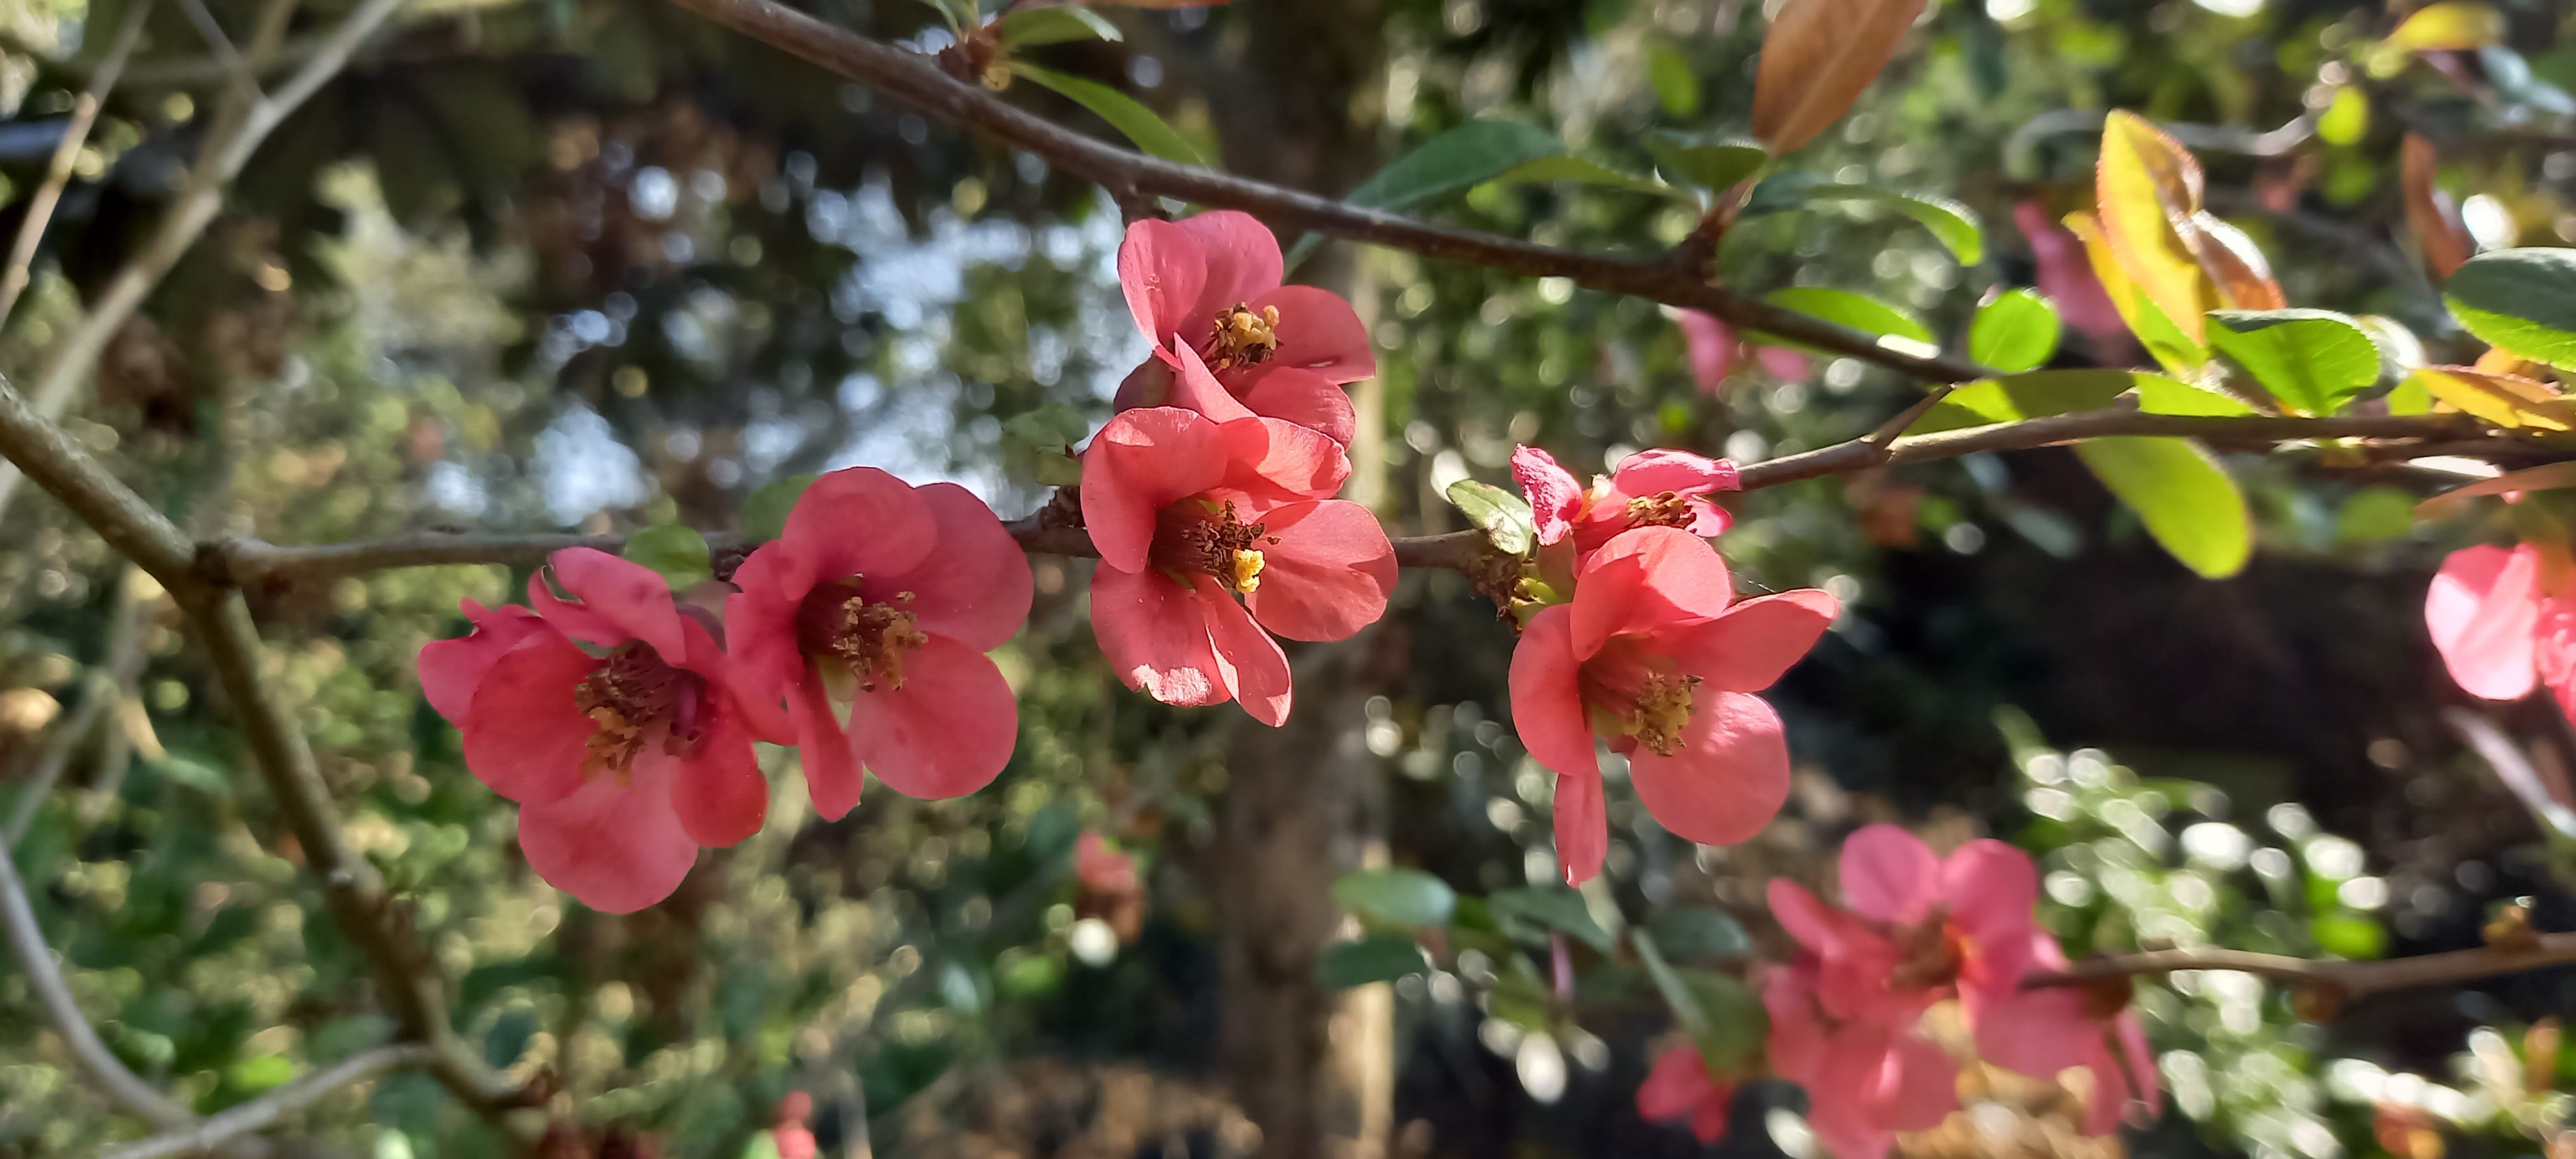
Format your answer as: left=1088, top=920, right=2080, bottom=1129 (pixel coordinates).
left=1034, top=449, right=1083, bottom=486
left=2204, top=309, right=2383, bottom=416
left=1445, top=479, right=1536, bottom=555
left=2131, top=375, right=2255, bottom=417
left=1746, top=178, right=1984, bottom=263
left=2073, top=437, right=2252, bottom=579
left=1634, top=931, right=1765, bottom=1068
left=1758, top=287, right=1935, bottom=353
left=1645, top=43, right=1701, bottom=118
left=1003, top=402, right=1091, bottom=447
left=994, top=5, right=1121, bottom=46
left=1332, top=868, right=1457, bottom=929
left=742, top=474, right=816, bottom=542
left=1008, top=62, right=1206, bottom=166
left=2447, top=249, right=2576, bottom=371
left=1967, top=289, right=2061, bottom=374
left=227, top=1054, right=296, bottom=1094
left=1488, top=156, right=1689, bottom=200
left=1345, top=119, right=1565, bottom=211
left=1908, top=368, right=2138, bottom=433
left=623, top=524, right=712, bottom=589
left=1316, top=934, right=1430, bottom=988
left=2309, top=912, right=2387, bottom=959
left=740, top=1131, right=786, bottom=1159
left=1642, top=133, right=1768, bottom=194
left=1642, top=907, right=1751, bottom=959
left=1488, top=886, right=1614, bottom=950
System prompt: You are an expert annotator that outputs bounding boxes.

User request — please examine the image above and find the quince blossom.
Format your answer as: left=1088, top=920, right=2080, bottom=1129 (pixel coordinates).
left=1114, top=210, right=1372, bottom=446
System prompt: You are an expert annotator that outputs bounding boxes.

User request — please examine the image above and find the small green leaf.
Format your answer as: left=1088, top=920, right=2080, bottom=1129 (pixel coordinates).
left=227, top=1054, right=296, bottom=1094
left=1345, top=119, right=1565, bottom=210
left=1034, top=450, right=1083, bottom=486
left=1968, top=289, right=2061, bottom=374
left=2309, top=912, right=2387, bottom=959
left=2447, top=249, right=2576, bottom=371
left=994, top=5, right=1121, bottom=46
left=2204, top=309, right=2383, bottom=416
left=1488, top=886, right=1613, bottom=950
left=1906, top=368, right=2141, bottom=434
left=1446, top=478, right=1537, bottom=554
left=1745, top=179, right=1984, bottom=263
left=743, top=474, right=817, bottom=542
left=1642, top=133, right=1768, bottom=194
left=1488, top=156, right=1689, bottom=200
left=2131, top=375, right=2255, bottom=417
left=2073, top=437, right=2252, bottom=579
left=1008, top=62, right=1206, bottom=166
left=1758, top=287, right=1935, bottom=353
left=1332, top=868, right=1457, bottom=929
left=1645, top=43, right=1701, bottom=118
left=1003, top=402, right=1091, bottom=447
left=1642, top=907, right=1751, bottom=959
left=1634, top=931, right=1764, bottom=1069
left=1316, top=934, right=1430, bottom=988
left=623, top=523, right=712, bottom=589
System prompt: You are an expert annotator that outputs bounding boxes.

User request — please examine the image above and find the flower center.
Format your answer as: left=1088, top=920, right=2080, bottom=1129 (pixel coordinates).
left=1624, top=672, right=1701, bottom=756
left=573, top=641, right=705, bottom=778
left=1624, top=490, right=1694, bottom=531
left=795, top=578, right=928, bottom=692
left=1886, top=910, right=1967, bottom=991
left=1170, top=500, right=1277, bottom=594
left=1206, top=303, right=1280, bottom=370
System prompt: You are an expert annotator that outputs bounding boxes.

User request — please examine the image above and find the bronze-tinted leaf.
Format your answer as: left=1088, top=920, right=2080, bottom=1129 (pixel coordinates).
left=2193, top=214, right=2286, bottom=310
left=2095, top=111, right=2217, bottom=342
left=2402, top=133, right=2473, bottom=281
left=2411, top=365, right=2576, bottom=431
left=1750, top=0, right=1929, bottom=155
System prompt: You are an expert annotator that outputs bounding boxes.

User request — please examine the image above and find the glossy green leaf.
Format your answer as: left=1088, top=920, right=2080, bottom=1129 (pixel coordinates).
left=624, top=523, right=712, bottom=589
left=1968, top=289, right=2061, bottom=373
left=2204, top=309, right=2382, bottom=416
left=1488, top=886, right=1614, bottom=950
left=1646, top=43, right=1701, bottom=118
left=1908, top=369, right=2139, bottom=433
left=1345, top=119, right=1564, bottom=210
left=1008, top=62, right=1206, bottom=167
left=2074, top=437, right=2252, bottom=579
left=1489, top=156, right=1689, bottom=200
left=1642, top=907, right=1751, bottom=959
left=1745, top=179, right=1984, bottom=263
left=1332, top=868, right=1457, bottom=929
left=1446, top=479, right=1536, bottom=555
left=1316, top=934, right=1430, bottom=988
left=1643, top=133, right=1768, bottom=194
left=2132, top=375, right=2255, bottom=417
left=1759, top=287, right=1935, bottom=354
left=2446, top=249, right=2576, bottom=370
left=994, top=5, right=1121, bottom=46
left=742, top=474, right=817, bottom=542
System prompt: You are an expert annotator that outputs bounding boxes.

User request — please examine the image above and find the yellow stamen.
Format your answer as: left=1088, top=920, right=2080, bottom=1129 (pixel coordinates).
left=1225, top=549, right=1267, bottom=595
left=1624, top=490, right=1694, bottom=531
left=1207, top=303, right=1282, bottom=370
left=1625, top=672, right=1701, bottom=756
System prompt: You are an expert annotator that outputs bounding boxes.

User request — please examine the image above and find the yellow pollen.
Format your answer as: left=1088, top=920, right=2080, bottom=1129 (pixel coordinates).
left=1625, top=490, right=1694, bottom=530
left=1207, top=303, right=1281, bottom=370
left=1177, top=502, right=1278, bottom=594
left=838, top=600, right=928, bottom=692
left=1225, top=549, right=1267, bottom=595
left=573, top=641, right=690, bottom=779
left=1625, top=672, right=1701, bottom=756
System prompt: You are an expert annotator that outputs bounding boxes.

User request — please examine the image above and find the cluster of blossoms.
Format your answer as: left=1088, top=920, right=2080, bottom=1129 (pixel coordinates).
left=1639, top=826, right=2159, bottom=1158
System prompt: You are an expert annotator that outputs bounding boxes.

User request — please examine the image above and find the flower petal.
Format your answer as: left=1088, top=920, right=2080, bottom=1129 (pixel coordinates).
left=535, top=548, right=686, bottom=659
left=1873, top=1032, right=1961, bottom=1131
left=1636, top=1044, right=1718, bottom=1122
left=669, top=708, right=768, bottom=847
left=847, top=635, right=1020, bottom=798
left=1251, top=285, right=1375, bottom=383
left=1119, top=218, right=1210, bottom=344
left=1090, top=564, right=1225, bottom=707
left=515, top=757, right=698, bottom=914
left=461, top=632, right=597, bottom=807
left=1939, top=839, right=2040, bottom=956
left=1159, top=341, right=1258, bottom=424
left=1236, top=366, right=1356, bottom=447
left=1838, top=824, right=1942, bottom=925
left=1766, top=878, right=1842, bottom=957
left=720, top=540, right=819, bottom=742
left=1509, top=605, right=1600, bottom=783
left=1113, top=359, right=1173, bottom=411
left=1660, top=589, right=1839, bottom=692
left=1612, top=448, right=1741, bottom=498
left=1555, top=766, right=1607, bottom=885
left=419, top=599, right=547, bottom=724
left=1970, top=980, right=2095, bottom=1080
left=1570, top=528, right=1736, bottom=659
left=1195, top=575, right=1293, bottom=726
left=877, top=483, right=1034, bottom=651
left=1081, top=407, right=1231, bottom=573
left=1243, top=500, right=1395, bottom=642
left=1512, top=446, right=1586, bottom=546
left=791, top=671, right=864, bottom=821
left=2429, top=544, right=2541, bottom=701
left=784, top=466, right=939, bottom=583
left=1625, top=690, right=1789, bottom=847
left=1175, top=210, right=1283, bottom=324
left=1217, top=416, right=1350, bottom=503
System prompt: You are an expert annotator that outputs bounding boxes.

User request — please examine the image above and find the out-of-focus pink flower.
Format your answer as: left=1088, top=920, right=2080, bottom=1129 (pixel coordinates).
left=2428, top=543, right=2576, bottom=726
left=1674, top=310, right=1812, bottom=393
left=1763, top=959, right=1958, bottom=1159
left=773, top=1091, right=817, bottom=1159
left=725, top=467, right=1032, bottom=821
left=419, top=550, right=770, bottom=913
left=1076, top=830, right=1139, bottom=894
left=1508, top=527, right=1837, bottom=883
left=1113, top=210, right=1370, bottom=446
left=2014, top=201, right=2133, bottom=364
left=1636, top=1042, right=1736, bottom=1144
left=1084, top=355, right=1395, bottom=725
left=1976, top=932, right=2161, bottom=1136
left=1512, top=444, right=1740, bottom=555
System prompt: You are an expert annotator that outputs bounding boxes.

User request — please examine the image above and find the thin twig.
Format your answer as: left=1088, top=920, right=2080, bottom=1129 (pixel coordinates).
left=2025, top=932, right=2576, bottom=1005
left=0, top=827, right=195, bottom=1129
left=0, top=0, right=158, bottom=328
left=3, top=563, right=150, bottom=843
left=175, top=0, right=253, bottom=95
left=94, top=1043, right=435, bottom=1159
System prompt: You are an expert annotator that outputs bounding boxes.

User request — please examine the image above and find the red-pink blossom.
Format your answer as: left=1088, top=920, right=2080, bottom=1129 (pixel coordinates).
left=418, top=550, right=770, bottom=913
left=1636, top=1042, right=1735, bottom=1144
left=1975, top=932, right=2162, bottom=1136
left=1508, top=528, right=1836, bottom=883
left=1674, top=309, right=1812, bottom=394
left=2427, top=542, right=2576, bottom=722
left=773, top=1091, right=817, bottom=1159
left=1075, top=830, right=1139, bottom=894
left=1113, top=210, right=1372, bottom=446
left=1762, top=959, right=1959, bottom=1159
left=725, top=467, right=1033, bottom=821
left=1512, top=444, right=1740, bottom=554
left=2014, top=201, right=2133, bottom=364
left=1083, top=373, right=1395, bottom=724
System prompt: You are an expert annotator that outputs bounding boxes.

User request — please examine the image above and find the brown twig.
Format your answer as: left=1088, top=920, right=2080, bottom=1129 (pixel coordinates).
left=95, top=1042, right=436, bottom=1159
left=0, top=827, right=198, bottom=1132
left=0, top=0, right=157, bottom=328
left=2025, top=932, right=2576, bottom=1006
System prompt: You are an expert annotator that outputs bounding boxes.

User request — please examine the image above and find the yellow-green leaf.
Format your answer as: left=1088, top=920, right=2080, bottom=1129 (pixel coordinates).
left=2385, top=2, right=2505, bottom=53
left=2094, top=111, right=2216, bottom=344
left=1967, top=288, right=2061, bottom=373
left=2409, top=366, right=2576, bottom=430
left=2074, top=437, right=2251, bottom=578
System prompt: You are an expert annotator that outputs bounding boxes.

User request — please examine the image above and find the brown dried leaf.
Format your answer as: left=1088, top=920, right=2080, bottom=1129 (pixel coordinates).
left=1750, top=0, right=1929, bottom=154
left=2402, top=133, right=2473, bottom=281
left=2193, top=212, right=2286, bottom=310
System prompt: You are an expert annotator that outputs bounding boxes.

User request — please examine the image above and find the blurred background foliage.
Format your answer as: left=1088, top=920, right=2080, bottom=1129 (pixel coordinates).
left=6, top=0, right=2576, bottom=1155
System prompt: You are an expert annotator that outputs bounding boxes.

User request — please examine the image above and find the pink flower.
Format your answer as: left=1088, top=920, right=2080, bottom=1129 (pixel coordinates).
left=1636, top=1042, right=1735, bottom=1144
left=417, top=550, right=770, bottom=913
left=1075, top=830, right=1139, bottom=894
left=1113, top=210, right=1372, bottom=446
left=1762, top=961, right=1960, bottom=1159
left=1976, top=932, right=2162, bottom=1136
left=2014, top=201, right=2133, bottom=364
left=1512, top=444, right=1741, bottom=556
left=2427, top=542, right=2576, bottom=722
left=1083, top=364, right=1396, bottom=726
left=725, top=467, right=1033, bottom=821
left=1507, top=527, right=1837, bottom=883
left=1674, top=309, right=1812, bottom=394
left=774, top=1091, right=817, bottom=1159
